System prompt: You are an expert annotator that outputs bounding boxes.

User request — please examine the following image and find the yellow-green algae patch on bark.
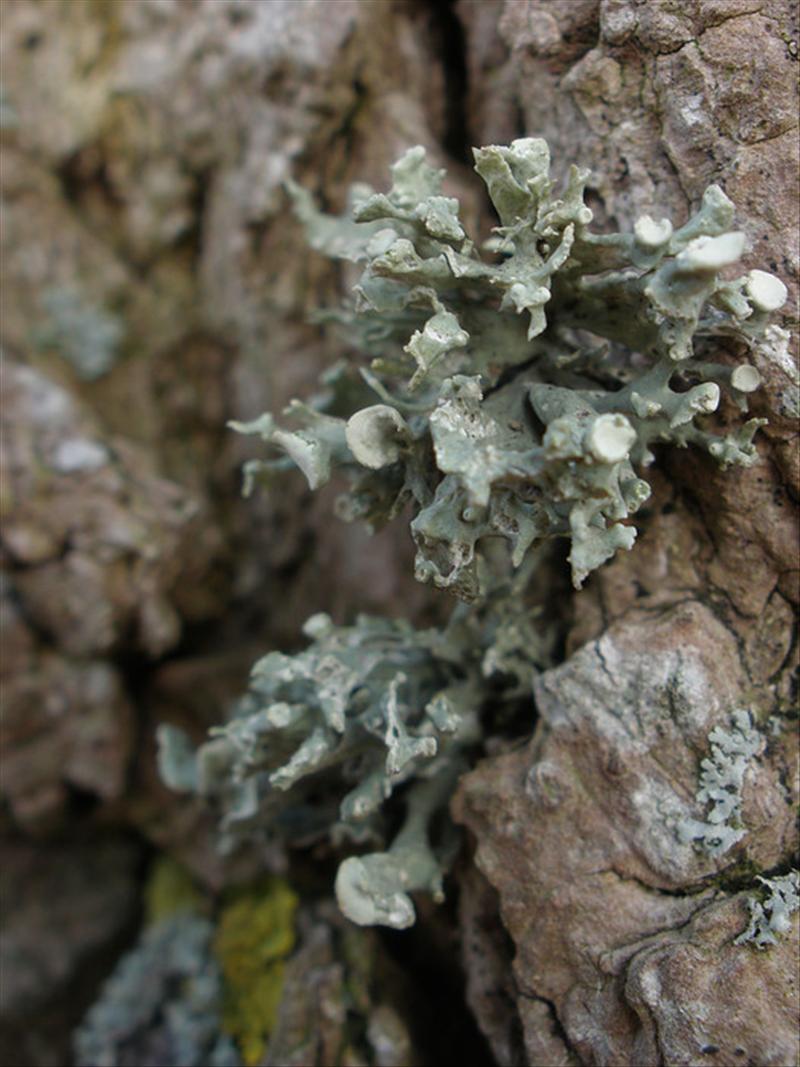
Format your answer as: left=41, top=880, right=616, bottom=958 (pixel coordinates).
left=213, top=878, right=299, bottom=1066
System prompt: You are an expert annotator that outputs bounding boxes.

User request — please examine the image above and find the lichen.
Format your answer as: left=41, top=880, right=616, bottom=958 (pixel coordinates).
left=161, top=140, right=787, bottom=928
left=735, top=871, right=800, bottom=950
left=35, top=287, right=124, bottom=381
left=74, top=871, right=297, bottom=1066
left=162, top=608, right=496, bottom=928
left=73, top=858, right=236, bottom=1065
left=676, top=710, right=763, bottom=858
left=158, top=591, right=549, bottom=930
left=74, top=911, right=240, bottom=1067
left=236, top=138, right=784, bottom=599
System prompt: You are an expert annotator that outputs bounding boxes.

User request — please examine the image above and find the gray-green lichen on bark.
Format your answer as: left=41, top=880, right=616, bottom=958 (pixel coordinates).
left=735, top=871, right=800, bottom=951
left=74, top=912, right=240, bottom=1067
left=236, top=138, right=782, bottom=598
left=159, top=590, right=552, bottom=929
left=161, top=135, right=788, bottom=933
left=675, top=708, right=764, bottom=858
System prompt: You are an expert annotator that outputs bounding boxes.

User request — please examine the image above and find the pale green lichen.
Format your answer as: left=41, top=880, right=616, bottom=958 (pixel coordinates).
left=74, top=868, right=298, bottom=1065
left=74, top=911, right=240, bottom=1067
left=162, top=140, right=787, bottom=929
left=158, top=592, right=548, bottom=930
left=334, top=761, right=461, bottom=929
left=236, top=138, right=783, bottom=599
left=735, top=871, right=800, bottom=950
left=676, top=710, right=763, bottom=858
left=35, top=287, right=124, bottom=380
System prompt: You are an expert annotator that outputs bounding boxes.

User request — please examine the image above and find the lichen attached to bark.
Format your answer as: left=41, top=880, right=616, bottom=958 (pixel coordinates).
left=161, top=139, right=787, bottom=929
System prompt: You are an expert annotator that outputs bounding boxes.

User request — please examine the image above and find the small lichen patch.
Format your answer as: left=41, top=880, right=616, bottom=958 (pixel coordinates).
left=735, top=871, right=800, bottom=950
left=676, top=710, right=763, bottom=858
left=74, top=913, right=239, bottom=1066
left=35, top=287, right=124, bottom=381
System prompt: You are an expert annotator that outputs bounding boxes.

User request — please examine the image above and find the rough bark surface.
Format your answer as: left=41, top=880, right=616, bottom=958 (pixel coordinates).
left=0, top=836, right=141, bottom=1067
left=0, top=0, right=797, bottom=1064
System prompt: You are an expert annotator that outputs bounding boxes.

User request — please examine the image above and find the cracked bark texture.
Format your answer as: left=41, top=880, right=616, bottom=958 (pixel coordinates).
left=1, top=0, right=798, bottom=1065
left=452, top=1, right=799, bottom=1064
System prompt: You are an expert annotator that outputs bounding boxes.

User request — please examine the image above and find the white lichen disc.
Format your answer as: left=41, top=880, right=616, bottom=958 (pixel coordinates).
left=731, top=364, right=762, bottom=393
left=745, top=270, right=788, bottom=312
left=677, top=232, right=745, bottom=271
left=634, top=215, right=673, bottom=249
left=586, top=413, right=637, bottom=463
left=346, top=405, right=408, bottom=469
